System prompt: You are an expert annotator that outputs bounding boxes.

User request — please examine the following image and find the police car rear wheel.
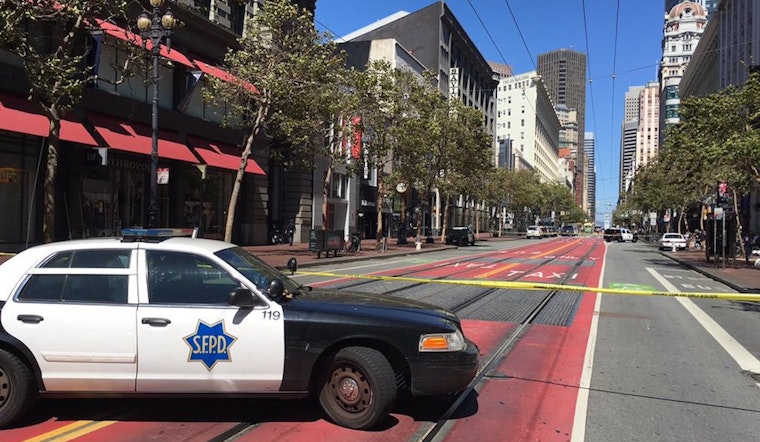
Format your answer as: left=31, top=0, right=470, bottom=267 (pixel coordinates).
left=318, top=346, right=396, bottom=430
left=0, top=349, right=34, bottom=428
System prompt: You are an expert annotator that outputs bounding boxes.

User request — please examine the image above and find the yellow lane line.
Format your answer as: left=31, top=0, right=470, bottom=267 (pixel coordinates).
left=24, top=420, right=118, bottom=442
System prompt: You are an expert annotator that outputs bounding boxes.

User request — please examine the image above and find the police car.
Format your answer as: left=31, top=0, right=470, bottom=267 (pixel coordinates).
left=0, top=229, right=478, bottom=430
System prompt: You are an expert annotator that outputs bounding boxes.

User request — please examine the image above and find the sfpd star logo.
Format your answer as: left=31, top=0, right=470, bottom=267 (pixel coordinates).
left=184, top=320, right=237, bottom=371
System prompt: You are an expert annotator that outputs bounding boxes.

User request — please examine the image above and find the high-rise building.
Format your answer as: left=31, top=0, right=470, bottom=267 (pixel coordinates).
left=637, top=82, right=660, bottom=169
left=537, top=49, right=587, bottom=211
left=660, top=2, right=707, bottom=135
left=620, top=86, right=643, bottom=195
left=556, top=104, right=578, bottom=192
left=584, top=133, right=596, bottom=221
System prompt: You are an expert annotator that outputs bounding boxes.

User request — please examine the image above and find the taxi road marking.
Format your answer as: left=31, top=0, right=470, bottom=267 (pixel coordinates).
left=24, top=420, right=117, bottom=442
left=646, top=267, right=760, bottom=379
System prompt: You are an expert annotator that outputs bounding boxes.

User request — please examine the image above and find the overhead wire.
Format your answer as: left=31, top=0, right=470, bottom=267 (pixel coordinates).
left=499, top=0, right=536, bottom=71
left=464, top=0, right=511, bottom=67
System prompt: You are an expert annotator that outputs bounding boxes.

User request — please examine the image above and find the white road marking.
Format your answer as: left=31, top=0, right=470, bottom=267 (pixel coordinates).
left=646, top=267, right=760, bottom=379
left=571, top=246, right=606, bottom=441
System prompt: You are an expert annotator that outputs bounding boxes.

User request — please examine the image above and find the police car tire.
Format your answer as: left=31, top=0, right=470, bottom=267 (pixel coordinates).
left=318, top=346, right=396, bottom=430
left=0, top=349, right=35, bottom=428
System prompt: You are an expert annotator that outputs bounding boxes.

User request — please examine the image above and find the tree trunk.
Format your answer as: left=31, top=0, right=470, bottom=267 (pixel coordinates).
left=440, top=197, right=450, bottom=242
left=43, top=117, right=61, bottom=243
left=375, top=174, right=385, bottom=250
left=224, top=104, right=265, bottom=243
left=322, top=162, right=332, bottom=229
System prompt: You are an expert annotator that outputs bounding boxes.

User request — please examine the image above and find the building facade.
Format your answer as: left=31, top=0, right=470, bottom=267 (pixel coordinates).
left=555, top=104, right=577, bottom=191
left=0, top=0, right=316, bottom=251
left=659, top=1, right=707, bottom=135
left=584, top=132, right=596, bottom=222
left=494, top=71, right=561, bottom=183
left=340, top=1, right=497, bottom=232
left=620, top=85, right=644, bottom=195
left=637, top=82, right=661, bottom=170
left=537, top=49, right=587, bottom=211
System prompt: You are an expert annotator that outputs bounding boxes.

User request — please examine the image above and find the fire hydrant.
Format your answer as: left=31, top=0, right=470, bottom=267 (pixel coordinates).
left=415, top=237, right=422, bottom=250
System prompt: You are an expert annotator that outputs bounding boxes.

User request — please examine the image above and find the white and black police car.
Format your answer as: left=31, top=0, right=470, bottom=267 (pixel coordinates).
left=0, top=229, right=478, bottom=430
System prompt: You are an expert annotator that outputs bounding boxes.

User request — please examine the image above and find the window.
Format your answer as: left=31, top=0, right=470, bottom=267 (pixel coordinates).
left=147, top=251, right=240, bottom=304
left=19, top=274, right=128, bottom=304
left=18, top=249, right=131, bottom=304
left=42, top=249, right=131, bottom=268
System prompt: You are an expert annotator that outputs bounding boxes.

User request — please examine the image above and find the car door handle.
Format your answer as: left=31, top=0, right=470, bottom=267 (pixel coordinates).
left=17, top=314, right=43, bottom=324
left=141, top=317, right=171, bottom=327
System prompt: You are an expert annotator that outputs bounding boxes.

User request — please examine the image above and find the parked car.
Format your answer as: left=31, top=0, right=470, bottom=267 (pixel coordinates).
left=0, top=228, right=479, bottom=430
left=659, top=232, right=688, bottom=250
left=604, top=227, right=637, bottom=242
left=445, top=226, right=475, bottom=246
left=560, top=225, right=578, bottom=236
left=526, top=225, right=543, bottom=239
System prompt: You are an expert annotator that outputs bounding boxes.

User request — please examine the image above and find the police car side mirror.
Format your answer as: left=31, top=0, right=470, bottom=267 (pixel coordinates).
left=228, top=287, right=256, bottom=308
left=287, top=257, right=297, bottom=275
left=268, top=279, right=285, bottom=298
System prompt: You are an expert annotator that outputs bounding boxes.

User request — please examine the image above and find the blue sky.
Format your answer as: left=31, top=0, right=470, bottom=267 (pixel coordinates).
left=315, top=0, right=665, bottom=224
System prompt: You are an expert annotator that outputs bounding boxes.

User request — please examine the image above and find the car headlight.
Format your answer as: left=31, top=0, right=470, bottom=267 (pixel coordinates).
left=419, top=330, right=466, bottom=352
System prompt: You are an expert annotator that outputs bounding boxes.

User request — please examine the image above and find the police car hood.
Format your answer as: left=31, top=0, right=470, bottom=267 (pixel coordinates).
left=291, top=287, right=459, bottom=324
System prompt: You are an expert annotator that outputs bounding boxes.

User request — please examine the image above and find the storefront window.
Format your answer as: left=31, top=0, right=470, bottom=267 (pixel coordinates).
left=182, top=166, right=223, bottom=237
left=0, top=133, right=38, bottom=245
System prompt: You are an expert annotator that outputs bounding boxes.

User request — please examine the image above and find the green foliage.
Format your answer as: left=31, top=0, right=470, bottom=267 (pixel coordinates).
left=0, top=0, right=130, bottom=242
left=629, top=73, right=760, bottom=217
left=204, top=0, right=350, bottom=171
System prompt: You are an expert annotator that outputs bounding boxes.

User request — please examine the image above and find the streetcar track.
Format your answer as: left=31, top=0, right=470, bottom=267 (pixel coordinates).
left=417, top=239, right=603, bottom=442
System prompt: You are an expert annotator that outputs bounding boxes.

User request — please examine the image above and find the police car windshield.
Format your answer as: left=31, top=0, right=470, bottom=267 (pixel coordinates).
left=216, top=247, right=300, bottom=293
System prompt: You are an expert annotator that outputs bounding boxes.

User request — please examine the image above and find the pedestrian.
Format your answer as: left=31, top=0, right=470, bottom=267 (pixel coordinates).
left=286, top=220, right=295, bottom=246
left=743, top=231, right=752, bottom=263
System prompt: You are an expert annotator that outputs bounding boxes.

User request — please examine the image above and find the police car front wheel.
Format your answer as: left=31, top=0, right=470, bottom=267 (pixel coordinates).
left=318, top=346, right=396, bottom=429
left=0, top=349, right=35, bottom=428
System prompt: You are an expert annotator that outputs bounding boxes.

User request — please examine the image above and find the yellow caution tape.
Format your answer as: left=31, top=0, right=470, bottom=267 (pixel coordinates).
left=296, top=270, right=760, bottom=302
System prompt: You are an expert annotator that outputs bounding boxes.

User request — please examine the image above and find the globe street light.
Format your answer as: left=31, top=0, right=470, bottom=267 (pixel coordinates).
left=137, top=0, right=176, bottom=228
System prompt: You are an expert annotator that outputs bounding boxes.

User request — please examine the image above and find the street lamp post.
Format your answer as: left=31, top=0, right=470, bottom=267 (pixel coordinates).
left=137, top=0, right=176, bottom=228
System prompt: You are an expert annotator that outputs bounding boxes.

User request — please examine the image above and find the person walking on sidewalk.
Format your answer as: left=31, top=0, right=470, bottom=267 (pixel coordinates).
left=743, top=231, right=752, bottom=264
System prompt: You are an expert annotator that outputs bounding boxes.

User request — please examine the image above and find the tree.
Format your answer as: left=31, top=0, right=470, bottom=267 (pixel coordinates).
left=0, top=1, right=130, bottom=242
left=631, top=73, right=760, bottom=234
left=350, top=60, right=427, bottom=248
left=204, top=0, right=351, bottom=242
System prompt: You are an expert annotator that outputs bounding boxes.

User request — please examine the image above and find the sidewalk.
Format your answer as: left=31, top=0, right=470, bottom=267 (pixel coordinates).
left=245, top=235, right=482, bottom=269
left=660, top=248, right=760, bottom=293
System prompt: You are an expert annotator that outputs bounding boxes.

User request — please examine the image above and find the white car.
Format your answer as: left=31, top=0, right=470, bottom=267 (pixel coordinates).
left=0, top=229, right=478, bottom=430
left=659, top=233, right=688, bottom=250
left=526, top=225, right=543, bottom=239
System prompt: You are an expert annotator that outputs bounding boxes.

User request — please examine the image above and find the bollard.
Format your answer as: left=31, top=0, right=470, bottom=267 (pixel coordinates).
left=415, top=237, right=422, bottom=250
left=672, top=243, right=677, bottom=252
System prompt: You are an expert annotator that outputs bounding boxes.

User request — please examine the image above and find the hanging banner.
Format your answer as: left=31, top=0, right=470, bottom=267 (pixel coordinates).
left=157, top=168, right=170, bottom=184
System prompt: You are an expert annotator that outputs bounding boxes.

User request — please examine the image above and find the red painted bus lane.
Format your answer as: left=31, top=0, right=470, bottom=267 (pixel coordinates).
left=441, top=243, right=604, bottom=441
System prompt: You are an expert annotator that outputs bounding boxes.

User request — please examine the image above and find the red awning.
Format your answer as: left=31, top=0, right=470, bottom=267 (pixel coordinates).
left=88, top=114, right=198, bottom=163
left=0, top=93, right=98, bottom=145
left=188, top=136, right=265, bottom=175
left=193, top=60, right=258, bottom=94
left=95, top=19, right=196, bottom=69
